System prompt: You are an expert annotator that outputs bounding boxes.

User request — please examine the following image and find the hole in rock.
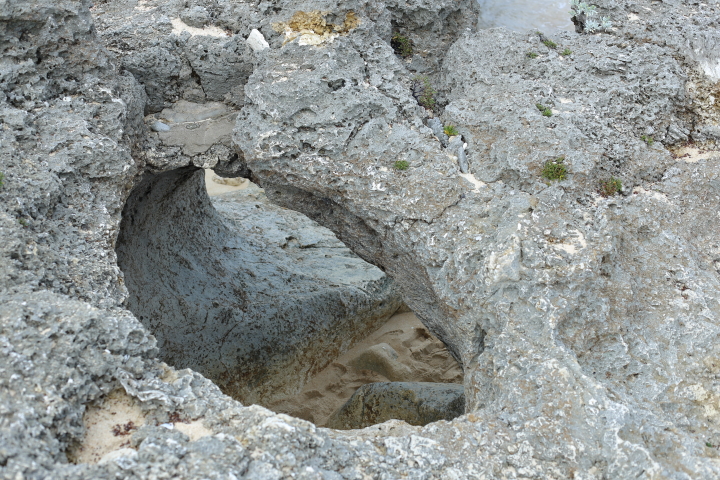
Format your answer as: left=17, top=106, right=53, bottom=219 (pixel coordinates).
left=116, top=166, right=463, bottom=429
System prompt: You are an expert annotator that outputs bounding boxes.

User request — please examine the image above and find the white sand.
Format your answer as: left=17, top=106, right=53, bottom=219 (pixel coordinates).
left=670, top=145, right=720, bottom=163
left=69, top=387, right=213, bottom=464
left=170, top=18, right=228, bottom=38
left=68, top=389, right=146, bottom=464
left=265, top=312, right=464, bottom=427
left=204, top=168, right=250, bottom=196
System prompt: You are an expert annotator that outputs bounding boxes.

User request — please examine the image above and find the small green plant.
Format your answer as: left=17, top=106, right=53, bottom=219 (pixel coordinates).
left=393, top=160, right=410, bottom=170
left=561, top=48, right=572, bottom=56
left=0, top=172, right=4, bottom=188
left=443, top=125, right=459, bottom=136
left=641, top=135, right=654, bottom=146
left=542, top=156, right=567, bottom=181
left=599, top=177, right=622, bottom=197
left=543, top=39, right=557, bottom=49
left=526, top=51, right=538, bottom=58
left=391, top=33, right=413, bottom=58
left=570, top=0, right=612, bottom=33
left=536, top=103, right=553, bottom=117
left=18, top=218, right=28, bottom=227
left=412, top=75, right=436, bottom=111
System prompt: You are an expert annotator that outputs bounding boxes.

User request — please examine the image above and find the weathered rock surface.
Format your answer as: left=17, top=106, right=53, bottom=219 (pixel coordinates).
left=326, top=382, right=465, bottom=429
left=3, top=0, right=720, bottom=478
left=234, top=0, right=720, bottom=477
left=116, top=171, right=402, bottom=404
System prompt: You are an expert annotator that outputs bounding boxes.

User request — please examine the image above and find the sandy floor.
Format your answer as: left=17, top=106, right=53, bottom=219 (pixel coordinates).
left=67, top=389, right=146, bottom=464
left=265, top=312, right=464, bottom=427
left=68, top=314, right=462, bottom=463
left=69, top=388, right=213, bottom=464
left=204, top=168, right=250, bottom=196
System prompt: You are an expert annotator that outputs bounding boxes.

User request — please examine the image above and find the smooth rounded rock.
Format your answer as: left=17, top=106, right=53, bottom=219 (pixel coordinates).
left=326, top=382, right=465, bottom=430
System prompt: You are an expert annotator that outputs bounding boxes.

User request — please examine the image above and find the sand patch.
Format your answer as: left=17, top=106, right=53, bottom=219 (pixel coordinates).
left=175, top=420, right=214, bottom=441
left=68, top=389, right=215, bottom=465
left=68, top=389, right=145, bottom=464
left=265, top=312, right=463, bottom=427
left=171, top=18, right=228, bottom=38
left=204, top=168, right=250, bottom=196
left=670, top=145, right=720, bottom=163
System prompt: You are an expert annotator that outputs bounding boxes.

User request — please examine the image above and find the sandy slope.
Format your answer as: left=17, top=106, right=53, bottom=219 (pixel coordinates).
left=265, top=312, right=464, bottom=426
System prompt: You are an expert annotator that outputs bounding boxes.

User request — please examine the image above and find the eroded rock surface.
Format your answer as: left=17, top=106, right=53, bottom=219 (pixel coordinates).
left=234, top=0, right=720, bottom=477
left=3, top=0, right=720, bottom=478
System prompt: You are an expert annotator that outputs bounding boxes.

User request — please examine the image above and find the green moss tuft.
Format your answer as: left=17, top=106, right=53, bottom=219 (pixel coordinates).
left=443, top=125, right=459, bottom=136
left=536, top=103, right=553, bottom=117
left=391, top=33, right=413, bottom=58
left=542, top=156, right=567, bottom=181
left=599, top=177, right=622, bottom=197
left=393, top=160, right=410, bottom=170
left=412, top=75, right=436, bottom=111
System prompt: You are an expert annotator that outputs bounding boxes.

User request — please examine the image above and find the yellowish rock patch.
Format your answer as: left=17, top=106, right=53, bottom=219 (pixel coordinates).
left=274, top=11, right=360, bottom=46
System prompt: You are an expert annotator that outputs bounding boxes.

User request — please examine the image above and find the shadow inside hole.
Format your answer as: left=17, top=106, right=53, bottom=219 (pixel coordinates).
left=116, top=166, right=464, bottom=428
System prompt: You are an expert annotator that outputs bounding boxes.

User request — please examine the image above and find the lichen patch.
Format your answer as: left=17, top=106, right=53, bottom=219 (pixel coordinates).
left=274, top=11, right=360, bottom=46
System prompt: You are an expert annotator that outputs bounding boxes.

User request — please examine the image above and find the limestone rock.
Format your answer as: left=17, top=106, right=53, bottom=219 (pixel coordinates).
left=4, top=0, right=720, bottom=477
left=180, top=6, right=210, bottom=28
left=326, top=382, right=465, bottom=429
left=246, top=29, right=270, bottom=52
left=234, top=0, right=720, bottom=476
left=152, top=100, right=237, bottom=156
left=211, top=173, right=247, bottom=187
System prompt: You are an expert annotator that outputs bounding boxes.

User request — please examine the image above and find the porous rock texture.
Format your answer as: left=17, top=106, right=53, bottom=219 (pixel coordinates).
left=116, top=172, right=402, bottom=405
left=234, top=0, right=720, bottom=477
left=2, top=0, right=720, bottom=479
left=326, top=381, right=465, bottom=430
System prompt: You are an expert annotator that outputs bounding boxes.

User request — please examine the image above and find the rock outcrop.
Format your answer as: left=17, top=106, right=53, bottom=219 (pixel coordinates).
left=326, top=381, right=465, bottom=429
left=234, top=0, right=720, bottom=477
left=2, top=0, right=720, bottom=478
